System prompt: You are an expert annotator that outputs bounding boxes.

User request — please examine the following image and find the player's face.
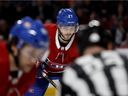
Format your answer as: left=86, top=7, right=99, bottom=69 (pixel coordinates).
left=59, top=26, right=76, bottom=40
left=19, top=44, right=48, bottom=72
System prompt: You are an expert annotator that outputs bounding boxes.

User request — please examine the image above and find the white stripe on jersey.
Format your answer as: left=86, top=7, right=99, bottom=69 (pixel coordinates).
left=63, top=67, right=93, bottom=96
left=101, top=51, right=128, bottom=95
left=76, top=55, right=112, bottom=96
left=101, top=51, right=124, bottom=66
left=90, top=70, right=113, bottom=96
left=110, top=67, right=128, bottom=95
left=75, top=54, right=113, bottom=96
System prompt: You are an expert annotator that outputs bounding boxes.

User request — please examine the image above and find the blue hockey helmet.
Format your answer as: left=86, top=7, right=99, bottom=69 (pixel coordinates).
left=10, top=16, right=49, bottom=49
left=57, top=8, right=78, bottom=26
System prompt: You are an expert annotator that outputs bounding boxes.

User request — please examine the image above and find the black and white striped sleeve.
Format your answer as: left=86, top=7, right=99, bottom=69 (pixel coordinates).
left=61, top=52, right=128, bottom=96
left=61, top=65, right=94, bottom=96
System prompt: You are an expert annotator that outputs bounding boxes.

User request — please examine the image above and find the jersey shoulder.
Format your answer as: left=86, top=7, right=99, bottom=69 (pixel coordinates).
left=44, top=23, right=57, bottom=40
left=44, top=23, right=57, bottom=33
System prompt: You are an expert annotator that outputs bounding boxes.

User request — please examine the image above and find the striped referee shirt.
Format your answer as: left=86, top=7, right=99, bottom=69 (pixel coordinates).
left=61, top=50, right=128, bottom=96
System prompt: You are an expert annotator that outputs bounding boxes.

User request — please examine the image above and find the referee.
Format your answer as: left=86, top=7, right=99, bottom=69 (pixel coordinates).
left=61, top=20, right=128, bottom=96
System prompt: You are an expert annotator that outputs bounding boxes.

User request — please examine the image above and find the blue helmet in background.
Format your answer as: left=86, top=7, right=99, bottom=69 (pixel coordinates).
left=57, top=8, right=78, bottom=26
left=10, top=16, right=49, bottom=49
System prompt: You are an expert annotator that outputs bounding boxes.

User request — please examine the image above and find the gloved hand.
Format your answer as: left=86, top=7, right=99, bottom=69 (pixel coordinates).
left=36, top=61, right=48, bottom=79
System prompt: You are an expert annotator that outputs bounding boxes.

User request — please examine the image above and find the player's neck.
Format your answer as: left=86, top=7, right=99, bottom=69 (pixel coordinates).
left=83, top=46, right=105, bottom=55
left=58, top=36, right=69, bottom=45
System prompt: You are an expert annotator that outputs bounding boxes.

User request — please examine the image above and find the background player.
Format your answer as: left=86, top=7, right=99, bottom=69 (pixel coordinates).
left=6, top=16, right=49, bottom=96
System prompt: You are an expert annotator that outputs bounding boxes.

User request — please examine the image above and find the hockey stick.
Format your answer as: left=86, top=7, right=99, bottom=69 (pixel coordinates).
left=41, top=72, right=59, bottom=90
left=39, top=59, right=60, bottom=90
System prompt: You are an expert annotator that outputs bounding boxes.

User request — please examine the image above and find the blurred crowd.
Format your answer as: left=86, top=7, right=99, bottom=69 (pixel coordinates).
left=0, top=0, right=128, bottom=48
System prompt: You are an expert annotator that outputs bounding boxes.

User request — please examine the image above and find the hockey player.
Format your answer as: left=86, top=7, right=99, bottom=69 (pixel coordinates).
left=6, top=16, right=49, bottom=96
left=44, top=8, right=79, bottom=73
left=25, top=8, right=79, bottom=96
left=61, top=20, right=128, bottom=96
